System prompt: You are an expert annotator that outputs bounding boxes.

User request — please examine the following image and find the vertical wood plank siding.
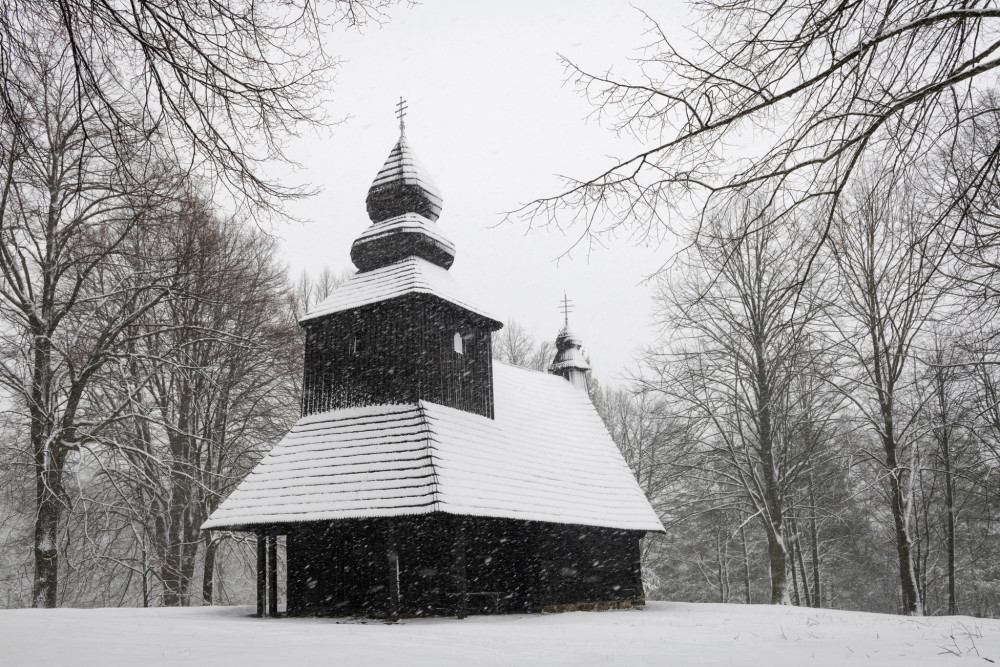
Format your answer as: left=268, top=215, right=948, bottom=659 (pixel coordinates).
left=284, top=516, right=645, bottom=617
left=301, top=294, right=495, bottom=418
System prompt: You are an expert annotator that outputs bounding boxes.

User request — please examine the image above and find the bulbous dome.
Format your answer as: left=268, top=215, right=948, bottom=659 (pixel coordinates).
left=549, top=324, right=591, bottom=373
left=365, top=133, right=443, bottom=223
left=352, top=124, right=454, bottom=273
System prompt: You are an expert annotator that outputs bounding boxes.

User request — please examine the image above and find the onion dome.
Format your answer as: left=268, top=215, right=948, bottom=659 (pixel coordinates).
left=365, top=133, right=443, bottom=223
left=550, top=324, right=591, bottom=374
left=352, top=106, right=454, bottom=273
left=549, top=295, right=591, bottom=390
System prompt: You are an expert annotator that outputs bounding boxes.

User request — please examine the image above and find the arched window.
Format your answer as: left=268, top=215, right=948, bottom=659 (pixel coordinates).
left=453, top=331, right=464, bottom=355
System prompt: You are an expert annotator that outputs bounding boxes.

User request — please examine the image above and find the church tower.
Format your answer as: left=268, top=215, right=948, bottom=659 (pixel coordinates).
left=299, top=105, right=503, bottom=418
left=549, top=294, right=591, bottom=390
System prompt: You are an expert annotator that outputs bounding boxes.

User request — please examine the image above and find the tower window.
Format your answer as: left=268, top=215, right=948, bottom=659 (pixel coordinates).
left=453, top=331, right=464, bottom=355
left=350, top=330, right=369, bottom=356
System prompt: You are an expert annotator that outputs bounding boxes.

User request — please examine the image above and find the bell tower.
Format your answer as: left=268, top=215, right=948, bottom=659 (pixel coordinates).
left=299, top=103, right=503, bottom=417
left=549, top=293, right=591, bottom=390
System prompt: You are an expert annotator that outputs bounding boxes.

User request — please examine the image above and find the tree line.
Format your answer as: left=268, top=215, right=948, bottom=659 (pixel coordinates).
left=0, top=0, right=394, bottom=608
left=513, top=0, right=1000, bottom=619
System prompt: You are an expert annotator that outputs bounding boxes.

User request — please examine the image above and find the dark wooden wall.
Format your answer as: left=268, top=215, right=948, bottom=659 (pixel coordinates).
left=284, top=514, right=646, bottom=617
left=301, top=295, right=496, bottom=418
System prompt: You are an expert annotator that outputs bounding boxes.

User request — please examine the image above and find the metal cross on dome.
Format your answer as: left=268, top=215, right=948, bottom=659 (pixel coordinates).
left=560, top=292, right=574, bottom=327
left=395, top=96, right=408, bottom=133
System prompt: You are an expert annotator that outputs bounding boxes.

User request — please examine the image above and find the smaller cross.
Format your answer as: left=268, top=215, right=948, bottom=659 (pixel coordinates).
left=559, top=292, right=574, bottom=327
left=395, top=96, right=408, bottom=134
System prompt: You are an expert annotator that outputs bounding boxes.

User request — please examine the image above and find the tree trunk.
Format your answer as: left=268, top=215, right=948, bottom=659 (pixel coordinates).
left=808, top=480, right=821, bottom=608
left=790, top=512, right=812, bottom=608
left=765, top=526, right=791, bottom=605
left=886, top=457, right=922, bottom=615
left=754, top=344, right=789, bottom=606
left=787, top=523, right=801, bottom=606
left=739, top=522, right=752, bottom=605
left=716, top=528, right=727, bottom=603
left=161, top=406, right=198, bottom=606
left=142, top=543, right=149, bottom=608
left=936, top=368, right=958, bottom=615
left=32, top=487, right=60, bottom=608
left=202, top=535, right=219, bottom=605
left=31, top=334, right=60, bottom=608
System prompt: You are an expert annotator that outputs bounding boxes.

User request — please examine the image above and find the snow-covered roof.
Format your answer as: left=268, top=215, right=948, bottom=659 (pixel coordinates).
left=203, top=362, right=664, bottom=533
left=353, top=213, right=455, bottom=254
left=350, top=212, right=457, bottom=271
left=370, top=135, right=442, bottom=197
left=366, top=133, right=443, bottom=222
left=300, top=256, right=500, bottom=325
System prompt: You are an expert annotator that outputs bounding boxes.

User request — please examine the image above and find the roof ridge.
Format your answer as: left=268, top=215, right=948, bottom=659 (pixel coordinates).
left=417, top=401, right=443, bottom=513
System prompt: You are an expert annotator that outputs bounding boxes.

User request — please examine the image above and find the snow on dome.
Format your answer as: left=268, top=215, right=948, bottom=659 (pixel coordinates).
left=202, top=362, right=664, bottom=533
left=366, top=133, right=443, bottom=223
left=550, top=324, right=591, bottom=373
left=350, top=212, right=456, bottom=272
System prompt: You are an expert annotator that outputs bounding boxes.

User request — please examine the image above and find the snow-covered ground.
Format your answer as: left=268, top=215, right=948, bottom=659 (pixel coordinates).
left=2, top=601, right=998, bottom=666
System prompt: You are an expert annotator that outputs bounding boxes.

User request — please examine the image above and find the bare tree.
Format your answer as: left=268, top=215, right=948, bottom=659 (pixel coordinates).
left=289, top=266, right=350, bottom=322
left=925, top=335, right=970, bottom=615
left=521, top=1, right=1000, bottom=272
left=0, top=0, right=399, bottom=208
left=824, top=173, right=953, bottom=615
left=86, top=197, right=300, bottom=606
left=0, top=41, right=181, bottom=607
left=492, top=319, right=555, bottom=372
left=645, top=201, right=834, bottom=604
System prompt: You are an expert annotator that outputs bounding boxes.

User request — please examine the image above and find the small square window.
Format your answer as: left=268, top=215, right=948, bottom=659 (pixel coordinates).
left=453, top=331, right=464, bottom=355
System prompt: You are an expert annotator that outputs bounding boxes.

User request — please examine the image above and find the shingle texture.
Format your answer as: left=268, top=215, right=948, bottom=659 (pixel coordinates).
left=350, top=212, right=457, bottom=271
left=203, top=362, right=665, bottom=532
left=300, top=256, right=499, bottom=324
left=366, top=134, right=443, bottom=222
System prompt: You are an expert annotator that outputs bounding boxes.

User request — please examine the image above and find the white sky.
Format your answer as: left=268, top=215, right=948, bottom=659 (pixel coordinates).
left=277, top=0, right=689, bottom=383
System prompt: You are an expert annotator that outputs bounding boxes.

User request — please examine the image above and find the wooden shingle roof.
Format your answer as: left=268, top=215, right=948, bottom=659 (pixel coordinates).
left=299, top=256, right=500, bottom=325
left=366, top=134, right=443, bottom=223
left=203, top=362, right=664, bottom=533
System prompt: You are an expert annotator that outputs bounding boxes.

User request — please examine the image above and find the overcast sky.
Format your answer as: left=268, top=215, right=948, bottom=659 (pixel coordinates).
left=278, top=0, right=689, bottom=382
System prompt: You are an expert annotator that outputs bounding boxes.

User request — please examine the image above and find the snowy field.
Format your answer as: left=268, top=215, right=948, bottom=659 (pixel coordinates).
left=2, top=601, right=998, bottom=666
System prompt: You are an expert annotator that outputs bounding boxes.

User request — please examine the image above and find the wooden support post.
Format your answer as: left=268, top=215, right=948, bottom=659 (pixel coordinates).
left=267, top=530, right=278, bottom=617
left=455, top=519, right=467, bottom=619
left=386, top=521, right=400, bottom=622
left=633, top=535, right=645, bottom=605
left=256, top=532, right=266, bottom=617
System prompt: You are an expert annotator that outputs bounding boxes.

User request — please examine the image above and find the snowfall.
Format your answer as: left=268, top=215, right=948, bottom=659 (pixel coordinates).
left=3, top=602, right=999, bottom=666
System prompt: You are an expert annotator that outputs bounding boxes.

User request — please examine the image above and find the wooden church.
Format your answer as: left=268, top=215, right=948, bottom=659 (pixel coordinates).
left=202, top=109, right=664, bottom=618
